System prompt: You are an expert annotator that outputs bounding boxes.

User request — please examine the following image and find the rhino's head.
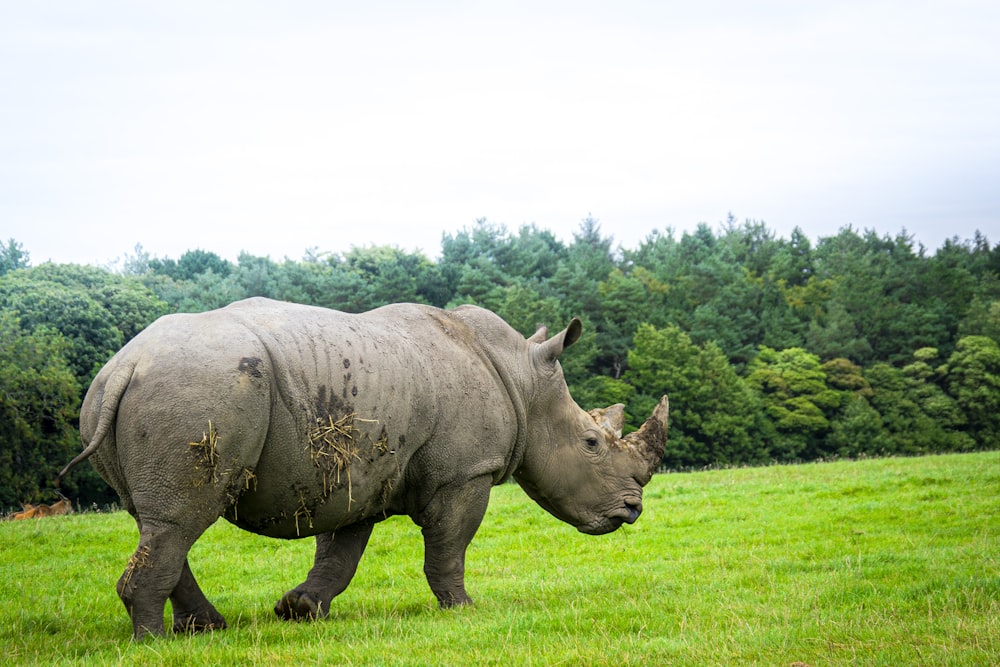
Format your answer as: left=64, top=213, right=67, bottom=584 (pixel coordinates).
left=513, top=319, right=668, bottom=535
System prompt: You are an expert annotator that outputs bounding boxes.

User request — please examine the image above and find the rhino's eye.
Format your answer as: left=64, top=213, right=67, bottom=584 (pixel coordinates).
left=584, top=436, right=600, bottom=449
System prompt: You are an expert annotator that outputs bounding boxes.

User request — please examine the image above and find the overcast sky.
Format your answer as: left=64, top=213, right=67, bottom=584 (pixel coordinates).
left=2, top=1, right=998, bottom=267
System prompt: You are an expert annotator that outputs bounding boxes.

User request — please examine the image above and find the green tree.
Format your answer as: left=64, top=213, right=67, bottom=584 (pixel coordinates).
left=758, top=275, right=807, bottom=351
left=569, top=373, right=636, bottom=417
left=926, top=236, right=984, bottom=348
left=806, top=300, right=873, bottom=363
left=820, top=357, right=884, bottom=458
left=596, top=268, right=666, bottom=377
left=491, top=283, right=562, bottom=339
left=863, top=352, right=973, bottom=456
left=120, top=243, right=152, bottom=276
left=439, top=219, right=512, bottom=301
left=25, top=263, right=169, bottom=340
left=770, top=226, right=815, bottom=287
left=959, top=294, right=1000, bottom=343
left=720, top=216, right=781, bottom=278
left=348, top=245, right=449, bottom=308
left=624, top=324, right=765, bottom=468
left=1, top=277, right=120, bottom=384
left=689, top=269, right=764, bottom=368
left=499, top=224, right=567, bottom=284
left=149, top=248, right=233, bottom=281
left=564, top=216, right=616, bottom=279
left=272, top=256, right=369, bottom=312
left=944, top=336, right=1000, bottom=448
left=441, top=220, right=567, bottom=309
left=0, top=239, right=30, bottom=276
left=821, top=357, right=872, bottom=396
left=234, top=253, right=280, bottom=298
left=0, top=265, right=168, bottom=385
left=826, top=394, right=890, bottom=458
left=902, top=348, right=975, bottom=452
left=160, top=269, right=244, bottom=313
left=745, top=346, right=842, bottom=460
left=812, top=228, right=949, bottom=365
left=446, top=257, right=506, bottom=310
left=548, top=218, right=623, bottom=375
left=0, top=313, right=80, bottom=508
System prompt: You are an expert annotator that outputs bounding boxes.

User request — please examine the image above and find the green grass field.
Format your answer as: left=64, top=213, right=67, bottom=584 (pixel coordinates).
left=2, top=452, right=998, bottom=666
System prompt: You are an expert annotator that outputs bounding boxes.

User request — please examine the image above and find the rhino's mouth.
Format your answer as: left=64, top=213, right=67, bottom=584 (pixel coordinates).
left=515, top=473, right=642, bottom=535
left=578, top=499, right=642, bottom=535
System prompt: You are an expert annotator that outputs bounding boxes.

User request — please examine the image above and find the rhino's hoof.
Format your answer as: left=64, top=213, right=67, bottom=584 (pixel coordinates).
left=275, top=591, right=325, bottom=621
left=172, top=611, right=227, bottom=634
left=437, top=592, right=473, bottom=609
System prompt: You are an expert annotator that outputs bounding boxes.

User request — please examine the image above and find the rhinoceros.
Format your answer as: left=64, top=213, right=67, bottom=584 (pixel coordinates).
left=57, top=297, right=668, bottom=638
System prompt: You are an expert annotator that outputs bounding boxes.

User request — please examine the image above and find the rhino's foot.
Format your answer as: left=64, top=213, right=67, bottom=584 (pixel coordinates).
left=172, top=608, right=228, bottom=634
left=275, top=590, right=328, bottom=621
left=436, top=591, right=473, bottom=609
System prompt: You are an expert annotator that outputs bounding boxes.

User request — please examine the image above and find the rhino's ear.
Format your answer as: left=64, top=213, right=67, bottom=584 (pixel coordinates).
left=564, top=318, right=583, bottom=348
left=534, top=318, right=583, bottom=367
left=527, top=325, right=549, bottom=344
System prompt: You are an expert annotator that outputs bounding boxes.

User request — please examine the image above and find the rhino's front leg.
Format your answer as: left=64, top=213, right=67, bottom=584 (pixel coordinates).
left=275, top=519, right=375, bottom=620
left=416, top=476, right=492, bottom=608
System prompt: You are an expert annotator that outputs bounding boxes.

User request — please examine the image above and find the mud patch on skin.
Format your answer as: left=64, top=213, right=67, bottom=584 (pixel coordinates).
left=238, top=357, right=263, bottom=378
left=314, top=386, right=352, bottom=426
left=189, top=422, right=220, bottom=485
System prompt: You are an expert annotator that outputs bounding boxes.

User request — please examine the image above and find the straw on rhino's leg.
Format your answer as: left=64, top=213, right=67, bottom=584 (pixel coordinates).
left=117, top=514, right=221, bottom=639
left=170, top=559, right=227, bottom=633
left=117, top=524, right=187, bottom=638
left=275, top=519, right=376, bottom=620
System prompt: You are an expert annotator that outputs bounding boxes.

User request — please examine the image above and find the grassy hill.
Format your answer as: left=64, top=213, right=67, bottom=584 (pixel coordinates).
left=2, top=452, right=998, bottom=665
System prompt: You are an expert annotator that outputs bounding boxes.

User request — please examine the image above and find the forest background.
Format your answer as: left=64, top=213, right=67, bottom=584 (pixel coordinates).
left=2, top=216, right=1000, bottom=509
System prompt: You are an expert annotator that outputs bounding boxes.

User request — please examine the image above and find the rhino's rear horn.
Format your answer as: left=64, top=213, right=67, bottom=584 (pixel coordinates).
left=624, top=395, right=669, bottom=479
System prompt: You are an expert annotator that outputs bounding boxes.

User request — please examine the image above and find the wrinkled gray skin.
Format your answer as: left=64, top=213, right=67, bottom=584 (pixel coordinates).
left=57, top=297, right=668, bottom=639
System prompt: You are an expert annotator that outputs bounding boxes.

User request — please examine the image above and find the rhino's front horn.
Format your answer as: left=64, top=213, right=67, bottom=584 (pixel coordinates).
left=623, top=395, right=669, bottom=482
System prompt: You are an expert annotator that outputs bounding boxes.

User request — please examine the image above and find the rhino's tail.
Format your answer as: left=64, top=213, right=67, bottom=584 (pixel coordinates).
left=55, top=361, right=136, bottom=487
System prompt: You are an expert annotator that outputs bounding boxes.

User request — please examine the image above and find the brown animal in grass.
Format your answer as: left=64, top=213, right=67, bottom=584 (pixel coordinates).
left=10, top=504, right=38, bottom=520
left=10, top=498, right=73, bottom=520
left=44, top=498, right=74, bottom=516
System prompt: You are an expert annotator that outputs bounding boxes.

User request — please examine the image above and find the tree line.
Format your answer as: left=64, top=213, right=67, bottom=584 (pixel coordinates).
left=2, top=217, right=999, bottom=508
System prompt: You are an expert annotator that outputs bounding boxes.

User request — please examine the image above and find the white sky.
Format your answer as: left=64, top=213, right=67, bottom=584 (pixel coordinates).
left=2, top=1, right=998, bottom=267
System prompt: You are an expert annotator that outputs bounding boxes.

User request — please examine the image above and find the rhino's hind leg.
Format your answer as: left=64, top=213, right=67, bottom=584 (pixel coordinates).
left=170, top=559, right=227, bottom=633
left=275, top=520, right=375, bottom=621
left=118, top=517, right=220, bottom=638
